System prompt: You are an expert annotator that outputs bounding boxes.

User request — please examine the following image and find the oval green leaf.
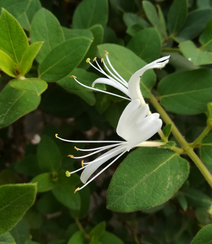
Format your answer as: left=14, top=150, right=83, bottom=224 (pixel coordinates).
left=57, top=68, right=100, bottom=106
left=38, top=37, right=92, bottom=82
left=52, top=171, right=81, bottom=211
left=179, top=40, right=212, bottom=65
left=9, top=78, right=48, bottom=96
left=127, top=28, right=161, bottom=63
left=191, top=224, right=212, bottom=244
left=0, top=183, right=36, bottom=236
left=98, top=43, right=156, bottom=98
left=107, top=147, right=189, bottom=212
left=0, top=50, right=16, bottom=77
left=176, top=9, right=212, bottom=41
left=31, top=173, right=55, bottom=192
left=30, top=8, right=65, bottom=63
left=37, top=135, right=62, bottom=172
left=20, top=42, right=43, bottom=75
left=200, top=130, right=212, bottom=166
left=0, top=84, right=41, bottom=128
left=72, top=0, right=108, bottom=29
left=199, top=19, right=212, bottom=51
left=167, top=0, right=187, bottom=35
left=158, top=69, right=212, bottom=114
left=0, top=232, right=16, bottom=244
left=0, top=0, right=31, bottom=19
left=0, top=9, right=28, bottom=63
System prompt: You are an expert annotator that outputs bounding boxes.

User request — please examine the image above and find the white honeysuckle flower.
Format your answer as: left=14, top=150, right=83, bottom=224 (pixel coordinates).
left=56, top=99, right=162, bottom=193
left=71, top=52, right=170, bottom=105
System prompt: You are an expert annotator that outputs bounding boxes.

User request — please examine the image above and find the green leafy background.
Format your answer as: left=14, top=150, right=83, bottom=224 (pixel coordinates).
left=0, top=0, right=212, bottom=243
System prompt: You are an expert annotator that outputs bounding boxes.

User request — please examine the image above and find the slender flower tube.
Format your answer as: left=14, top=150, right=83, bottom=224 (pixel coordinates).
left=56, top=99, right=162, bottom=193
left=72, top=52, right=170, bottom=105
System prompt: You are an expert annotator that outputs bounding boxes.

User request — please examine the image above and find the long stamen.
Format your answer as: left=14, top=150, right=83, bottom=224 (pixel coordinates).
left=69, top=144, right=119, bottom=159
left=104, top=52, right=128, bottom=87
left=55, top=134, right=124, bottom=143
left=74, top=151, right=126, bottom=192
left=75, top=142, right=124, bottom=152
left=93, top=59, right=122, bottom=86
left=101, top=59, right=128, bottom=88
left=71, top=76, right=130, bottom=101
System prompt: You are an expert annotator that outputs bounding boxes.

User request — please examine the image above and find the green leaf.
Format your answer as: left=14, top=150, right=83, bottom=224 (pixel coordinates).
left=72, top=0, right=108, bottom=29
left=200, top=130, right=212, bottom=166
left=9, top=78, right=48, bottom=96
left=37, top=135, right=62, bottom=172
left=31, top=173, right=55, bottom=192
left=0, top=84, right=41, bottom=128
left=0, top=184, right=36, bottom=235
left=123, top=13, right=147, bottom=28
left=38, top=37, right=92, bottom=82
left=176, top=9, right=212, bottom=41
left=142, top=1, right=164, bottom=40
left=98, top=231, right=124, bottom=244
left=67, top=231, right=85, bottom=244
left=0, top=0, right=31, bottom=19
left=167, top=0, right=187, bottom=35
left=0, top=232, right=15, bottom=244
left=176, top=194, right=188, bottom=211
left=52, top=171, right=81, bottom=211
left=98, top=43, right=156, bottom=98
left=182, top=188, right=212, bottom=208
left=191, top=224, right=212, bottom=244
left=199, top=19, right=212, bottom=51
left=0, top=9, right=28, bottom=63
left=20, top=42, right=43, bottom=75
left=62, top=27, right=93, bottom=40
left=163, top=124, right=172, bottom=138
left=127, top=28, right=161, bottom=63
left=30, top=8, right=65, bottom=63
left=126, top=23, right=144, bottom=37
left=158, top=69, right=212, bottom=115
left=10, top=219, right=30, bottom=244
left=17, top=0, right=42, bottom=31
left=107, top=148, right=189, bottom=212
left=179, top=40, right=212, bottom=65
left=57, top=68, right=99, bottom=106
left=0, top=50, right=16, bottom=77
left=90, top=222, right=106, bottom=241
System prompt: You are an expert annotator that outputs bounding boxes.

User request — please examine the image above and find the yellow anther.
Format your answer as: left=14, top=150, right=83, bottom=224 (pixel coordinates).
left=86, top=58, right=90, bottom=63
left=71, top=75, right=77, bottom=78
left=55, top=134, right=58, bottom=138
left=65, top=171, right=71, bottom=177
left=81, top=160, right=84, bottom=167
left=101, top=58, right=104, bottom=63
left=68, top=155, right=74, bottom=158
left=104, top=50, right=109, bottom=56
left=74, top=187, right=80, bottom=193
left=93, top=57, right=97, bottom=62
left=74, top=146, right=78, bottom=151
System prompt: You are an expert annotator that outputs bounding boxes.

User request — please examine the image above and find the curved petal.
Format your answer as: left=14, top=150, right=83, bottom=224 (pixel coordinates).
left=117, top=99, right=148, bottom=140
left=127, top=118, right=162, bottom=151
left=128, top=56, right=170, bottom=102
left=92, top=78, right=129, bottom=96
left=80, top=144, right=127, bottom=183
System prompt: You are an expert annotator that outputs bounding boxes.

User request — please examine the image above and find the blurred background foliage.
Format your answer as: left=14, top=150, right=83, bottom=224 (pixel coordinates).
left=1, top=0, right=212, bottom=243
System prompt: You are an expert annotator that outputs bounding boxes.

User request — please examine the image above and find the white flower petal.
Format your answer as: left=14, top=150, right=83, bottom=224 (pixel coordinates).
left=128, top=56, right=170, bottom=102
left=80, top=144, right=127, bottom=183
left=127, top=118, right=162, bottom=151
left=92, top=77, right=129, bottom=96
